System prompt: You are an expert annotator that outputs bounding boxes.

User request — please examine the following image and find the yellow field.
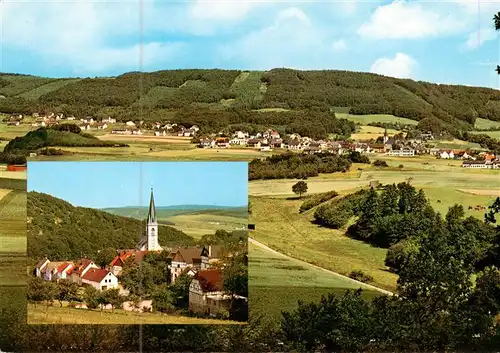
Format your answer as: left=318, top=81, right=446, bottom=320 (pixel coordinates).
left=0, top=189, right=11, bottom=200
left=28, top=304, right=244, bottom=325
left=97, top=134, right=193, bottom=144
left=0, top=167, right=27, bottom=180
left=350, top=126, right=401, bottom=140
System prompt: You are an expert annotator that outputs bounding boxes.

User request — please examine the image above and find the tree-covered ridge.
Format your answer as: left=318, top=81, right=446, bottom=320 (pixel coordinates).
left=3, top=127, right=120, bottom=154
left=1, top=69, right=500, bottom=137
left=27, top=191, right=195, bottom=260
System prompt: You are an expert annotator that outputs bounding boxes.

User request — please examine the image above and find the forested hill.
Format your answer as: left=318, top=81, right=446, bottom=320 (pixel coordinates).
left=27, top=191, right=196, bottom=260
left=2, top=69, right=500, bottom=135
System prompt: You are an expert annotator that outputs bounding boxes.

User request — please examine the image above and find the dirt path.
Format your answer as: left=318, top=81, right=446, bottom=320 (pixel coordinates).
left=248, top=237, right=394, bottom=296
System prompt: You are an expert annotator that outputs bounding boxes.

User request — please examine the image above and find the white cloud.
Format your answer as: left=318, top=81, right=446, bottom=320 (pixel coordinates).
left=464, top=28, right=497, bottom=49
left=1, top=1, right=182, bottom=75
left=218, top=7, right=335, bottom=70
left=370, top=53, right=416, bottom=78
left=453, top=0, right=500, bottom=15
left=358, top=0, right=465, bottom=39
left=332, top=39, right=347, bottom=51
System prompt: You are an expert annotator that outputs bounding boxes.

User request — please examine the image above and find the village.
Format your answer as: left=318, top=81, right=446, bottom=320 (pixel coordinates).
left=4, top=112, right=500, bottom=168
left=30, top=189, right=248, bottom=319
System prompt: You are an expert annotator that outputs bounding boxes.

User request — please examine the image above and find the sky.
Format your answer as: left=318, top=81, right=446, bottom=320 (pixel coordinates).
left=27, top=162, right=248, bottom=208
left=0, top=0, right=499, bottom=88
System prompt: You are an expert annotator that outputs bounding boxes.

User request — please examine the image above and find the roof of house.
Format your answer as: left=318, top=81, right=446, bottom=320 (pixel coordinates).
left=73, top=259, right=94, bottom=275
left=35, top=258, right=49, bottom=269
left=56, top=262, right=74, bottom=275
left=42, top=261, right=66, bottom=273
left=193, top=269, right=223, bottom=292
left=172, top=247, right=207, bottom=264
left=81, top=268, right=112, bottom=283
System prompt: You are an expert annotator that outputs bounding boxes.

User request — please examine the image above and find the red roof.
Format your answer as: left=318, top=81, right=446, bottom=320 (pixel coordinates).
left=56, top=262, right=74, bottom=275
left=194, top=269, right=223, bottom=292
left=73, top=259, right=94, bottom=275
left=81, top=268, right=111, bottom=283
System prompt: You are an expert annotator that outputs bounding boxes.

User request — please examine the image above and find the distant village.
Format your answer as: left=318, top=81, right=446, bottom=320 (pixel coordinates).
left=32, top=189, right=247, bottom=317
left=4, top=112, right=500, bottom=169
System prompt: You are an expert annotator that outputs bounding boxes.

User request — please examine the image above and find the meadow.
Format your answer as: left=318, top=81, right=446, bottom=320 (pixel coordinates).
left=335, top=112, right=418, bottom=125
left=28, top=304, right=243, bottom=325
left=248, top=240, right=382, bottom=323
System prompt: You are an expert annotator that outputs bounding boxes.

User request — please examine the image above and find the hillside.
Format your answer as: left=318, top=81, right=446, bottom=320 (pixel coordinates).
left=103, top=205, right=248, bottom=219
left=27, top=191, right=196, bottom=260
left=1, top=69, right=499, bottom=137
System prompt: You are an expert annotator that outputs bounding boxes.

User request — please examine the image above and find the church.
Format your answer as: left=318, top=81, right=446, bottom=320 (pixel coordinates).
left=136, top=188, right=163, bottom=252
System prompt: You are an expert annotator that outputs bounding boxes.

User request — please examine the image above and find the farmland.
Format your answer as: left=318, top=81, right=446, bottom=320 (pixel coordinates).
left=336, top=113, right=418, bottom=125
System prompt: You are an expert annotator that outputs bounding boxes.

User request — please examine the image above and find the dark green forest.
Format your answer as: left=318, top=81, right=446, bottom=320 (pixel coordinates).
left=1, top=68, right=500, bottom=138
left=27, top=191, right=196, bottom=260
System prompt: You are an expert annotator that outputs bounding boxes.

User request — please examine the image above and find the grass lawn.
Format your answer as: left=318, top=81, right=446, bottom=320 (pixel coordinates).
left=248, top=195, right=397, bottom=291
left=248, top=242, right=382, bottom=324
left=0, top=237, right=26, bottom=253
left=0, top=123, right=33, bottom=140
left=28, top=304, right=243, bottom=325
left=336, top=113, right=418, bottom=126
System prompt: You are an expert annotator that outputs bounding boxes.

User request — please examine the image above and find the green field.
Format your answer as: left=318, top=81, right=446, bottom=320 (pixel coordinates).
left=28, top=304, right=243, bottom=325
left=0, top=123, right=33, bottom=140
left=470, top=130, right=500, bottom=139
left=0, top=190, right=26, bottom=242
left=350, top=125, right=401, bottom=140
left=0, top=255, right=26, bottom=285
left=248, top=241, right=382, bottom=323
left=474, top=117, right=500, bottom=130
left=336, top=113, right=418, bottom=126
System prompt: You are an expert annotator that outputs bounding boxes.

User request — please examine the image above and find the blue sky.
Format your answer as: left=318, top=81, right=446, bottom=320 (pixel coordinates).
left=27, top=162, right=248, bottom=208
left=1, top=0, right=499, bottom=88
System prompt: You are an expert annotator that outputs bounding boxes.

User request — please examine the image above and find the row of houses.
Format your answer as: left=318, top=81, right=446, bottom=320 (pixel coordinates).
left=33, top=245, right=239, bottom=316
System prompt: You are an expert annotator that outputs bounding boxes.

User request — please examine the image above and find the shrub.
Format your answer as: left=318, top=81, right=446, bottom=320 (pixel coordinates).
left=373, top=160, right=389, bottom=167
left=348, top=270, right=373, bottom=283
left=398, top=164, right=404, bottom=168
left=299, top=190, right=339, bottom=213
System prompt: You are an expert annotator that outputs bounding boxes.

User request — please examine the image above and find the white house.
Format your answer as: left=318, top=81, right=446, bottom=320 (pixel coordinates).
left=388, top=147, right=415, bottom=157
left=126, top=121, right=136, bottom=127
left=439, top=150, right=454, bottom=159
left=234, top=131, right=248, bottom=139
left=169, top=247, right=209, bottom=283
left=155, top=130, right=167, bottom=137
left=70, top=259, right=99, bottom=285
left=81, top=268, right=119, bottom=291
left=55, top=263, right=75, bottom=281
left=229, top=138, right=247, bottom=146
left=35, top=258, right=50, bottom=278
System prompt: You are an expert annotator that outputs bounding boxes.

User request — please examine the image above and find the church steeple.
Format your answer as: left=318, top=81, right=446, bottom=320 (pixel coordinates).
left=147, top=188, right=157, bottom=224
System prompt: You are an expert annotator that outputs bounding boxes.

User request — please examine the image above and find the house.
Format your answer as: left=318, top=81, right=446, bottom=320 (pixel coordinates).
left=229, top=137, right=247, bottom=146
left=287, top=140, right=303, bottom=150
left=81, top=268, right=118, bottom=291
left=154, top=130, right=167, bottom=137
left=103, top=117, right=117, bottom=123
left=130, top=129, right=142, bottom=135
left=269, top=139, right=284, bottom=148
left=216, top=137, right=230, bottom=148
left=34, top=258, right=50, bottom=278
left=183, top=129, right=196, bottom=137
left=109, top=251, right=134, bottom=276
left=462, top=160, right=490, bottom=169
left=191, top=125, right=200, bottom=132
left=70, top=259, right=99, bottom=285
left=188, top=269, right=231, bottom=316
left=260, top=145, right=272, bottom=152
left=42, top=262, right=67, bottom=281
left=95, top=122, right=108, bottom=130
left=55, top=262, right=75, bottom=281
left=67, top=116, right=76, bottom=121
left=233, top=131, right=248, bottom=139
left=125, top=121, right=136, bottom=127
left=246, top=139, right=261, bottom=148
left=369, top=144, right=386, bottom=153
left=439, top=150, right=454, bottom=159
left=170, top=247, right=209, bottom=283
left=199, top=139, right=216, bottom=148
left=7, top=121, right=20, bottom=126
left=389, top=147, right=415, bottom=157
left=303, top=144, right=321, bottom=154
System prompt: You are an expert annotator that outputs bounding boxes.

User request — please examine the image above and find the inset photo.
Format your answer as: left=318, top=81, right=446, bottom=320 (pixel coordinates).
left=27, top=161, right=248, bottom=325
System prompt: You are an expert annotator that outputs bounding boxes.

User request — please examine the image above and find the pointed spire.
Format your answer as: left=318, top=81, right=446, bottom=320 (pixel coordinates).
left=147, top=188, right=157, bottom=223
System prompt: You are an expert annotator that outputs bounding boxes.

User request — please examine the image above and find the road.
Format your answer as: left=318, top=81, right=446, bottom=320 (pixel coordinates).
left=248, top=237, right=394, bottom=296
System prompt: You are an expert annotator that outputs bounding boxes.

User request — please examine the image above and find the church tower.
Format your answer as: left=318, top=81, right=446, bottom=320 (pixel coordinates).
left=383, top=127, right=389, bottom=144
left=137, top=188, right=163, bottom=251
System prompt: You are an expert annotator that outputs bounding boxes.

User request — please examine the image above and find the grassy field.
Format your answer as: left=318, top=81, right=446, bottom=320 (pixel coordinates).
left=336, top=113, right=418, bottom=126
left=350, top=125, right=401, bottom=140
left=474, top=118, right=500, bottom=130
left=28, top=304, right=243, bottom=325
left=249, top=195, right=397, bottom=291
left=0, top=123, right=33, bottom=140
left=0, top=190, right=26, bottom=241
left=470, top=130, right=500, bottom=139
left=0, top=254, right=26, bottom=285
left=161, top=213, right=247, bottom=238
left=248, top=241, right=382, bottom=323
